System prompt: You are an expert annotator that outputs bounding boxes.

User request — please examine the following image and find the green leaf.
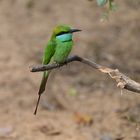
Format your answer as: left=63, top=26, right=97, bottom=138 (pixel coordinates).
left=68, top=88, right=77, bottom=96
left=109, top=2, right=118, bottom=11
left=97, top=0, right=108, bottom=6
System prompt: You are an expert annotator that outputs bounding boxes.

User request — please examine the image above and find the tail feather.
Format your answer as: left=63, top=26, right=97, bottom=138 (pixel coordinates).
left=34, top=71, right=49, bottom=115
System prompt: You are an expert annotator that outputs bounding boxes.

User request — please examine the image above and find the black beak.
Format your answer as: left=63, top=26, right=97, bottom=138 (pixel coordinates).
left=70, top=29, right=82, bottom=33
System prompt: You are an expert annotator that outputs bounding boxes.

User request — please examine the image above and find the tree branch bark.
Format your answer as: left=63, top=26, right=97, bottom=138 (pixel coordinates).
left=30, top=55, right=140, bottom=94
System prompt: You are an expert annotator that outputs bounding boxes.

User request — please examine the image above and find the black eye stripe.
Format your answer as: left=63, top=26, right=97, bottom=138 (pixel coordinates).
left=56, top=31, right=69, bottom=36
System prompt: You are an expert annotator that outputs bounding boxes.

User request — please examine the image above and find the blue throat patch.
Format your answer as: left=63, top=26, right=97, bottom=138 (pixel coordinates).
left=56, top=33, right=72, bottom=42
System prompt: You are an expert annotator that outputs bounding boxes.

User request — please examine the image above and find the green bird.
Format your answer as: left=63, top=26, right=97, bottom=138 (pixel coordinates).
left=34, top=25, right=81, bottom=115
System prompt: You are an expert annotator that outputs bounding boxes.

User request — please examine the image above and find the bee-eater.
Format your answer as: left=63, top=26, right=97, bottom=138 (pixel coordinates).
left=34, top=25, right=81, bottom=115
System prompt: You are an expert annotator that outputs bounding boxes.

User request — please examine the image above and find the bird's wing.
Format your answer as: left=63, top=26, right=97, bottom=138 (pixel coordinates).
left=34, top=40, right=56, bottom=115
left=42, top=40, right=56, bottom=64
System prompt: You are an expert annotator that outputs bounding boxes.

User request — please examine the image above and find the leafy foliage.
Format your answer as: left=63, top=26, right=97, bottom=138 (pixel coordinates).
left=88, top=0, right=118, bottom=21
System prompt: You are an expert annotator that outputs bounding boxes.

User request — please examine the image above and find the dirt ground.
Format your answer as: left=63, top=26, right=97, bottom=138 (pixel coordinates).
left=0, top=0, right=140, bottom=140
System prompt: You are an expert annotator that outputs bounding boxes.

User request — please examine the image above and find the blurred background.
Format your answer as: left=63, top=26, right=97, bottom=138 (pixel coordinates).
left=0, top=0, right=140, bottom=140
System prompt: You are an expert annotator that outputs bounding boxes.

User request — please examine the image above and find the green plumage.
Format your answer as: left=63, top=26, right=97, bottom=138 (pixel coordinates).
left=34, top=25, right=81, bottom=115
left=54, top=39, right=73, bottom=63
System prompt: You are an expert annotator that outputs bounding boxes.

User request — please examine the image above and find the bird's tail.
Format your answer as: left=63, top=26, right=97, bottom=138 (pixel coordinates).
left=34, top=71, right=50, bottom=115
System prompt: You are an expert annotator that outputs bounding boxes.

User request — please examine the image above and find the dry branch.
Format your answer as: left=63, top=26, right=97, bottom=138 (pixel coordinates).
left=30, top=55, right=140, bottom=94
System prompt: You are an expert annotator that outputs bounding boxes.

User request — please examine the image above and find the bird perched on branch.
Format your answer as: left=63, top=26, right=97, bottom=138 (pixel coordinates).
left=34, top=25, right=81, bottom=115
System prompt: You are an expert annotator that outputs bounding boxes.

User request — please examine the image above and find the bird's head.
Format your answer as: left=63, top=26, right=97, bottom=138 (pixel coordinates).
left=51, top=25, right=81, bottom=42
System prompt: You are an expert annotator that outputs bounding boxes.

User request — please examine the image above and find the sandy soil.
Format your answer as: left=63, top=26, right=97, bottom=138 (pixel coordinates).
left=0, top=0, right=140, bottom=140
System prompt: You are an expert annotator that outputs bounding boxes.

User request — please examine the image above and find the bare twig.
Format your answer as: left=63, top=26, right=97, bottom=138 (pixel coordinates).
left=30, top=55, right=140, bottom=94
